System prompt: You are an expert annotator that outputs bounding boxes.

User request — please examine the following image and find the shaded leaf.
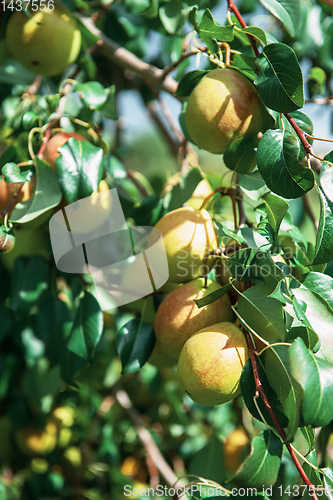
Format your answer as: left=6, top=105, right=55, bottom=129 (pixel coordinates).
left=117, top=319, right=155, bottom=374
left=255, top=43, right=304, bottom=113
left=262, top=192, right=289, bottom=234
left=74, top=81, right=108, bottom=108
left=257, top=129, right=315, bottom=199
left=312, top=172, right=333, bottom=266
left=197, top=9, right=234, bottom=53
left=259, top=0, right=300, bottom=38
left=194, top=284, right=231, bottom=308
left=2, top=163, right=32, bottom=183
left=176, top=70, right=209, bottom=98
left=67, top=292, right=103, bottom=363
left=224, top=133, right=258, bottom=174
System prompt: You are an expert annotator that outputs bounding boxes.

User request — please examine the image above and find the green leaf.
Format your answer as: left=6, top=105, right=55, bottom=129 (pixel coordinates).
left=56, top=139, right=104, bottom=204
left=257, top=129, right=315, bottom=199
left=289, top=338, right=333, bottom=428
left=159, top=0, right=186, bottom=34
left=67, top=292, right=103, bottom=363
left=300, top=427, right=315, bottom=452
left=97, top=85, right=118, bottom=120
left=265, top=344, right=302, bottom=439
left=74, top=81, right=108, bottom=109
left=10, top=158, right=62, bottom=224
left=301, top=272, right=333, bottom=314
left=312, top=170, right=333, bottom=265
left=189, top=435, right=224, bottom=483
left=197, top=9, right=234, bottom=53
left=241, top=357, right=289, bottom=428
left=141, top=0, right=159, bottom=18
left=164, top=167, right=203, bottom=212
left=236, top=284, right=286, bottom=343
left=224, top=133, right=258, bottom=174
left=262, top=192, right=289, bottom=234
left=194, top=284, right=232, bottom=308
left=2, top=163, right=32, bottom=183
left=238, top=26, right=267, bottom=45
left=239, top=170, right=270, bottom=201
left=233, top=430, right=283, bottom=487
left=176, top=70, right=209, bottom=98
left=255, top=43, right=304, bottom=113
left=117, top=319, right=155, bottom=374
left=11, top=256, right=49, bottom=317
left=229, top=53, right=256, bottom=81
left=259, top=0, right=300, bottom=38
left=289, top=286, right=333, bottom=364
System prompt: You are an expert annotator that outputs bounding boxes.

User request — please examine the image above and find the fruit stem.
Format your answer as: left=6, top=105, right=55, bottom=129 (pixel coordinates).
left=243, top=329, right=319, bottom=500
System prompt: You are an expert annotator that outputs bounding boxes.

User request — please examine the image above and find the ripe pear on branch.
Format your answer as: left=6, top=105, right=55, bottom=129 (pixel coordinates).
left=154, top=206, right=217, bottom=283
left=185, top=68, right=263, bottom=154
left=154, top=277, right=233, bottom=359
left=5, top=2, right=81, bottom=76
left=177, top=322, right=248, bottom=406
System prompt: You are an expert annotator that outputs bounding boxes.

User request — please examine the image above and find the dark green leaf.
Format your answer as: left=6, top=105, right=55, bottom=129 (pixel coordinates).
left=97, top=85, right=118, bottom=120
left=238, top=26, right=267, bottom=45
left=189, top=435, right=224, bottom=483
left=233, top=430, right=283, bottom=487
left=257, top=129, right=315, bottom=199
left=176, top=70, right=209, bottom=98
left=261, top=192, right=289, bottom=234
left=255, top=43, right=304, bottom=113
left=164, top=167, right=203, bottom=211
left=312, top=185, right=333, bottom=266
left=56, top=139, right=104, bottom=204
left=117, top=319, right=155, bottom=374
left=67, top=292, right=103, bottom=363
left=289, top=338, right=333, bottom=428
left=224, top=133, right=258, bottom=174
left=194, top=284, right=231, bottom=308
left=237, top=284, right=286, bottom=342
left=258, top=0, right=300, bottom=38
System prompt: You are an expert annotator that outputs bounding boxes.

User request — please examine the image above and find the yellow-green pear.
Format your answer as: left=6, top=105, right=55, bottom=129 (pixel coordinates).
left=223, top=427, right=250, bottom=473
left=178, top=322, right=248, bottom=406
left=154, top=206, right=217, bottom=283
left=185, top=68, right=262, bottom=154
left=154, top=278, right=233, bottom=359
left=187, top=179, right=212, bottom=209
left=5, top=3, right=81, bottom=76
left=147, top=341, right=177, bottom=368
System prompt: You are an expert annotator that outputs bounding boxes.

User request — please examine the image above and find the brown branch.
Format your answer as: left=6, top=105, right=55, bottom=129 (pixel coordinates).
left=113, top=387, right=183, bottom=488
left=284, top=114, right=312, bottom=154
left=146, top=100, right=179, bottom=158
left=77, top=15, right=180, bottom=98
left=227, top=0, right=259, bottom=57
left=244, top=330, right=319, bottom=500
left=22, top=75, right=43, bottom=98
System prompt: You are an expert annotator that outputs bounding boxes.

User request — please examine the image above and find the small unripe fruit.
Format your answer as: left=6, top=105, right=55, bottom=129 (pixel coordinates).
left=5, top=3, right=82, bottom=76
left=185, top=68, right=263, bottom=154
left=223, top=427, right=250, bottom=473
left=154, top=207, right=217, bottom=283
left=0, top=225, right=15, bottom=253
left=178, top=322, right=248, bottom=406
left=42, top=132, right=87, bottom=171
left=155, top=278, right=233, bottom=359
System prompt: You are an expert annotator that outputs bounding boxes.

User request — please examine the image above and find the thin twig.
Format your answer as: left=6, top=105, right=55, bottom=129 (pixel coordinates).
left=227, top=0, right=259, bottom=57
left=113, top=387, right=183, bottom=488
left=22, top=75, right=43, bottom=98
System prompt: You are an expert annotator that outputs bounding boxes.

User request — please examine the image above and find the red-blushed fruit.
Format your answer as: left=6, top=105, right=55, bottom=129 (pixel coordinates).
left=177, top=322, right=249, bottom=406
left=0, top=177, right=36, bottom=214
left=42, top=132, right=86, bottom=171
left=153, top=206, right=217, bottom=283
left=185, top=68, right=263, bottom=154
left=0, top=225, right=15, bottom=253
left=154, top=278, right=233, bottom=359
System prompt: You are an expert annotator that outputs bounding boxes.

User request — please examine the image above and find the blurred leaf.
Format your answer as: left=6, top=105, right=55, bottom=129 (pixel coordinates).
left=176, top=70, right=209, bottom=98
left=74, top=81, right=108, bottom=109
left=164, top=167, right=203, bottom=211
left=159, top=0, right=186, bottom=34
left=67, top=292, right=104, bottom=363
left=239, top=170, right=270, bottom=201
left=258, top=0, right=300, bottom=38
left=255, top=43, right=304, bottom=113
left=97, top=85, right=119, bottom=120
left=141, top=0, right=159, bottom=17
left=56, top=139, right=104, bottom=204
left=237, top=284, right=286, bottom=342
left=10, top=158, right=62, bottom=224
left=233, top=430, right=283, bottom=487
left=257, top=129, right=315, bottom=199
left=195, top=8, right=234, bottom=53
left=301, top=426, right=315, bottom=452
left=11, top=256, right=49, bottom=317
left=117, top=319, right=155, bottom=374
left=189, top=435, right=224, bottom=483
left=238, top=26, right=267, bottom=45
left=289, top=338, right=333, bottom=428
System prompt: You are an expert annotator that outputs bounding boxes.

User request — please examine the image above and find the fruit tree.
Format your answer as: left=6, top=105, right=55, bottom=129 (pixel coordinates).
left=1, top=0, right=333, bottom=499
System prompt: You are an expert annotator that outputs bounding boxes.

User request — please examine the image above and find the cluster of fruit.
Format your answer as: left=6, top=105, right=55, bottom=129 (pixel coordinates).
left=133, top=204, right=249, bottom=407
